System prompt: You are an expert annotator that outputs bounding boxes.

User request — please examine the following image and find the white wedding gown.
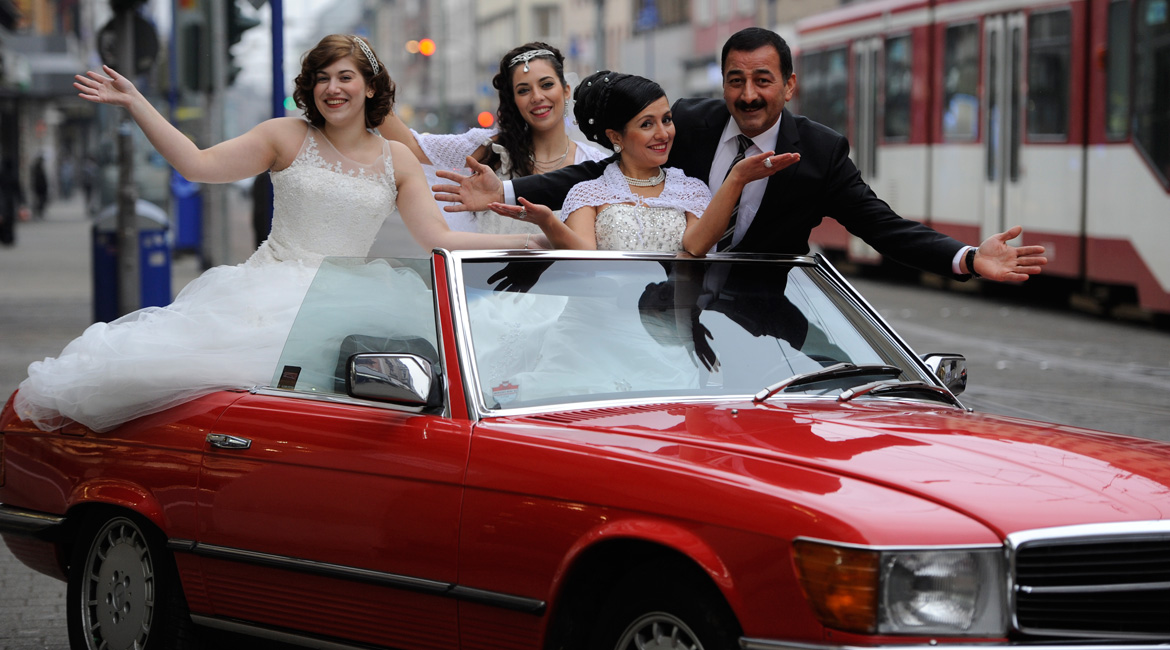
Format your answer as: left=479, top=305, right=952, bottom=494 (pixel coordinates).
left=15, top=124, right=426, bottom=432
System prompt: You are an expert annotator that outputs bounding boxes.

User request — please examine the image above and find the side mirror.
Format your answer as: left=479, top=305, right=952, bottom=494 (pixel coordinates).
left=920, top=353, right=967, bottom=396
left=346, top=353, right=443, bottom=409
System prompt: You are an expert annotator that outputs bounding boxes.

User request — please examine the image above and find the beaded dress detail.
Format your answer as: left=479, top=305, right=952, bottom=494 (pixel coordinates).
left=15, top=125, right=408, bottom=432
left=562, top=163, right=711, bottom=251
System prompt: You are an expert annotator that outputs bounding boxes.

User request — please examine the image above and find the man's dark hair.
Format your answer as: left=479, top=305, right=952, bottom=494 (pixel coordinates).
left=721, top=27, right=793, bottom=79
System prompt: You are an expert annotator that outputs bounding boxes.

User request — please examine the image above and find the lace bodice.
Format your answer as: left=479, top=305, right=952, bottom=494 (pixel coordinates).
left=250, top=125, right=397, bottom=266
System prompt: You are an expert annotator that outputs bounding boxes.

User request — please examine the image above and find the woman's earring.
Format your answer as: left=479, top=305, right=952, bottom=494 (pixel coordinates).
left=613, top=143, right=622, bottom=153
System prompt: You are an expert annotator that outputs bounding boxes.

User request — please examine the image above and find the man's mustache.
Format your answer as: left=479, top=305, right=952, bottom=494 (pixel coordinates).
left=736, top=100, right=767, bottom=112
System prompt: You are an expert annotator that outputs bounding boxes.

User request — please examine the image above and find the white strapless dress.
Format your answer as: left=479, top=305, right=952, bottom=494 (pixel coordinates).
left=14, top=125, right=421, bottom=432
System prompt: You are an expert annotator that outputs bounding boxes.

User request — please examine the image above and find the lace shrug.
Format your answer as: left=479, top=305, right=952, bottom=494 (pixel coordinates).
left=562, top=163, right=712, bottom=218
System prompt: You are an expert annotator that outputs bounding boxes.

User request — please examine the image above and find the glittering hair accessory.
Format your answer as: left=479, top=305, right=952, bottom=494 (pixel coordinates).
left=509, top=49, right=555, bottom=73
left=353, top=37, right=380, bottom=75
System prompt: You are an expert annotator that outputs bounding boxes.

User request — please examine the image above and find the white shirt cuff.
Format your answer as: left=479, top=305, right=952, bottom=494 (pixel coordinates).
left=503, top=180, right=517, bottom=205
left=953, top=246, right=974, bottom=274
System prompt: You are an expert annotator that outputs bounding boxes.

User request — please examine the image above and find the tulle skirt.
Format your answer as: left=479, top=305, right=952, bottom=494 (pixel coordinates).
left=15, top=258, right=321, bottom=432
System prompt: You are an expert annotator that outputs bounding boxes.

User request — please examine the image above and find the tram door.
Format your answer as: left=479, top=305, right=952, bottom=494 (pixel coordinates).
left=981, top=13, right=1025, bottom=236
left=852, top=37, right=881, bottom=181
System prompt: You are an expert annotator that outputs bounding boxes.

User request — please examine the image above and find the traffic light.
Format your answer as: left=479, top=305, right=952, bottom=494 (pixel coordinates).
left=225, top=0, right=261, bottom=85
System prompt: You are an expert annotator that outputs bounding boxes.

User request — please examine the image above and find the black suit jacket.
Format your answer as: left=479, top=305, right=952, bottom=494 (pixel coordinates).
left=513, top=98, right=966, bottom=276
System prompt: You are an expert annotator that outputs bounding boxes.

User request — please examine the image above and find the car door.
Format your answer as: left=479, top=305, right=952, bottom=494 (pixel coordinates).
left=190, top=257, right=470, bottom=648
left=194, top=396, right=470, bottom=648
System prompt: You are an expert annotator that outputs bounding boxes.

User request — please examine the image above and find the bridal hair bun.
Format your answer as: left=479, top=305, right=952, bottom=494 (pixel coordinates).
left=573, top=71, right=666, bottom=151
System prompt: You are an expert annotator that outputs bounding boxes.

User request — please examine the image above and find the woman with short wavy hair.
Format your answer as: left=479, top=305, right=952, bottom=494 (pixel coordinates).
left=14, top=34, right=542, bottom=433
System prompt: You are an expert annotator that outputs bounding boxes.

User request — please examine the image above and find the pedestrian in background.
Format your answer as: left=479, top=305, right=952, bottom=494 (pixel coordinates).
left=0, top=156, right=27, bottom=246
left=31, top=155, right=49, bottom=220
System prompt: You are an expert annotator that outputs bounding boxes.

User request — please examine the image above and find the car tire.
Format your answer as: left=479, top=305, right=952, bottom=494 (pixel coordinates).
left=587, top=561, right=741, bottom=650
left=66, top=511, right=196, bottom=650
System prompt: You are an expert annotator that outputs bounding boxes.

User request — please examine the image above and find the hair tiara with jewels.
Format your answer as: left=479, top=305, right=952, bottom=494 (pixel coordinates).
left=353, top=36, right=380, bottom=75
left=508, top=49, right=555, bottom=72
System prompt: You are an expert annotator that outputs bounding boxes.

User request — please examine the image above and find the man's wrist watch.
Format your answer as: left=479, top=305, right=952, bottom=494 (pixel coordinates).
left=965, top=247, right=981, bottom=278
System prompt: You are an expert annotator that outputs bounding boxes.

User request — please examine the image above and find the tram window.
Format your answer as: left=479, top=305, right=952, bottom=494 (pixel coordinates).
left=942, top=23, right=980, bottom=140
left=1106, top=0, right=1132, bottom=140
left=1026, top=10, right=1072, bottom=140
left=798, top=47, right=849, bottom=137
left=1134, top=0, right=1170, bottom=183
left=885, top=35, right=913, bottom=140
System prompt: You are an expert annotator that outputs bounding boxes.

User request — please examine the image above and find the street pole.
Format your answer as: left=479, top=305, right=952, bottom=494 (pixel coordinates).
left=271, top=0, right=283, bottom=119
left=116, top=9, right=140, bottom=316
left=204, top=0, right=227, bottom=268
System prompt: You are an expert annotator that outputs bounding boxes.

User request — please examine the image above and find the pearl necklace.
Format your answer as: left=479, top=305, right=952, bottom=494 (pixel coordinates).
left=624, top=167, right=666, bottom=187
left=530, top=139, right=570, bottom=169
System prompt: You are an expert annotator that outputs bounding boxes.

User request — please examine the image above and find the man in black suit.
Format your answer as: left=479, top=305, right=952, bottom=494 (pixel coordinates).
left=434, top=27, right=1046, bottom=282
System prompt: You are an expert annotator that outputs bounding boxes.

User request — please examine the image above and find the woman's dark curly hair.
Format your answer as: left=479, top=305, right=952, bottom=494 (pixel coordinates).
left=573, top=71, right=666, bottom=151
left=487, top=42, right=568, bottom=178
left=292, top=34, right=395, bottom=130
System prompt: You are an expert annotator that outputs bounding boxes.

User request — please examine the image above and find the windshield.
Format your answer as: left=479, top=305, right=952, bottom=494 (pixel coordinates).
left=272, top=257, right=437, bottom=395
left=459, top=257, right=930, bottom=410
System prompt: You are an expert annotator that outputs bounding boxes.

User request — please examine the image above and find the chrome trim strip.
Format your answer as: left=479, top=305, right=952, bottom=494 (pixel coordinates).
left=192, top=615, right=373, bottom=650
left=1019, top=580, right=1170, bottom=594
left=449, top=585, right=546, bottom=614
left=0, top=504, right=66, bottom=536
left=191, top=543, right=449, bottom=595
left=739, top=641, right=1170, bottom=650
left=175, top=541, right=546, bottom=614
left=793, top=535, right=1004, bottom=552
left=1006, top=520, right=1170, bottom=548
left=249, top=386, right=430, bottom=414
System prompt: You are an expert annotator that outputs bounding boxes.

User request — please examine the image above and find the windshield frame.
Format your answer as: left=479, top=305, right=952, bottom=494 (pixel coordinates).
left=442, top=250, right=961, bottom=419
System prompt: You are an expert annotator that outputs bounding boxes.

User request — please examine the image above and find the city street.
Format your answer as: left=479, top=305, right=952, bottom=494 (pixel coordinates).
left=2, top=196, right=1169, bottom=648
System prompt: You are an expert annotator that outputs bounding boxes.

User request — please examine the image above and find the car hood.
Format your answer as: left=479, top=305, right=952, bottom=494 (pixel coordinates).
left=515, top=399, right=1170, bottom=536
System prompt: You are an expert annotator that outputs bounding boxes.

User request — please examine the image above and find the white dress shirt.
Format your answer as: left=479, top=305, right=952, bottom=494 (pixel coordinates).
left=708, top=117, right=782, bottom=250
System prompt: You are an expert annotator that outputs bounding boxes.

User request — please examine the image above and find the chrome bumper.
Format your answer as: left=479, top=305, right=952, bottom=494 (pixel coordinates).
left=742, top=641, right=1170, bottom=650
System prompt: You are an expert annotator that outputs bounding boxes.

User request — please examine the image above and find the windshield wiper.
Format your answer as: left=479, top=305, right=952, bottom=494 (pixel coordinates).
left=837, top=380, right=962, bottom=407
left=754, top=363, right=904, bottom=403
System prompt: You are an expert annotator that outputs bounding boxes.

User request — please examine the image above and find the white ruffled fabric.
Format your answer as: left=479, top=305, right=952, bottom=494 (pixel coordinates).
left=414, top=127, right=608, bottom=234
left=14, top=124, right=407, bottom=432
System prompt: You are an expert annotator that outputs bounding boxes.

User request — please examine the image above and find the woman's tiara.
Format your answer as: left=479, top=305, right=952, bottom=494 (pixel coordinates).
left=353, top=37, right=380, bottom=75
left=509, top=49, right=555, bottom=73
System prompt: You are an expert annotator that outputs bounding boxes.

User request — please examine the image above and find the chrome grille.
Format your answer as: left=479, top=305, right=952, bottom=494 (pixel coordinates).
left=1012, top=533, right=1170, bottom=638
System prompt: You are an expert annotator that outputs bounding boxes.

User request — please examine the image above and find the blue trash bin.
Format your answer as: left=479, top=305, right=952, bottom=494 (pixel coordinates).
left=170, top=171, right=202, bottom=252
left=93, top=200, right=172, bottom=323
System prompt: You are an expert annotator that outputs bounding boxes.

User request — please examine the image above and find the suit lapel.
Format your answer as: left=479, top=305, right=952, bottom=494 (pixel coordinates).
left=749, top=110, right=802, bottom=244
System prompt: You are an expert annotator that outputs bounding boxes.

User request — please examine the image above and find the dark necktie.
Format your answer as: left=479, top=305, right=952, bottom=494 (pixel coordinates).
left=717, top=134, right=754, bottom=251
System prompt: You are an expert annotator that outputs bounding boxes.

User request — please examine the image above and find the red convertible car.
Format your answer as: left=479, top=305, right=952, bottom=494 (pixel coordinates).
left=2, top=251, right=1169, bottom=650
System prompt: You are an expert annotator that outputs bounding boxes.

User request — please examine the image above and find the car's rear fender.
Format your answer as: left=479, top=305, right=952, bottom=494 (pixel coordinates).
left=67, top=479, right=167, bottom=533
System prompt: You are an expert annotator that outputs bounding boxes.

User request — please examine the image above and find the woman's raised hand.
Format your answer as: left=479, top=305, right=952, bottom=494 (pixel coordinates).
left=488, top=197, right=556, bottom=229
left=74, top=65, right=140, bottom=109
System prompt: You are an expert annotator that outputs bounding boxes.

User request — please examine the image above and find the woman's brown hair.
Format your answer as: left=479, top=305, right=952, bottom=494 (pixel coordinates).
left=292, top=34, right=395, bottom=129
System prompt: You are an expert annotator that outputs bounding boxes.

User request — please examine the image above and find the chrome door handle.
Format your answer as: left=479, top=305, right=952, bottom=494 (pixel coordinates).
left=206, top=433, right=252, bottom=450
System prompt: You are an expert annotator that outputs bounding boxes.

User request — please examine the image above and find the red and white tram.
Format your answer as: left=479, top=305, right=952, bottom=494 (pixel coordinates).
left=794, top=0, right=1170, bottom=315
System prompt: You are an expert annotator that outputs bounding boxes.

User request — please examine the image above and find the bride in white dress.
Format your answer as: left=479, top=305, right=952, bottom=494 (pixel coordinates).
left=14, top=35, right=541, bottom=433
left=377, top=43, right=607, bottom=235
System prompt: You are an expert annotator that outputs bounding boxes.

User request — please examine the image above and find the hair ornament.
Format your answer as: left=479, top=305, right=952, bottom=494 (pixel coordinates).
left=509, top=48, right=555, bottom=73
left=353, top=37, right=380, bottom=75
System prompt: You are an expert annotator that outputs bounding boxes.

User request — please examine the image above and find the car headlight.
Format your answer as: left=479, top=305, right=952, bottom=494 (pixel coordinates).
left=794, top=539, right=1006, bottom=636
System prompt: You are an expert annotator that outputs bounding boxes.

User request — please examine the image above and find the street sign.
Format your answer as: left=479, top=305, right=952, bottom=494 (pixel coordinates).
left=97, top=14, right=160, bottom=75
